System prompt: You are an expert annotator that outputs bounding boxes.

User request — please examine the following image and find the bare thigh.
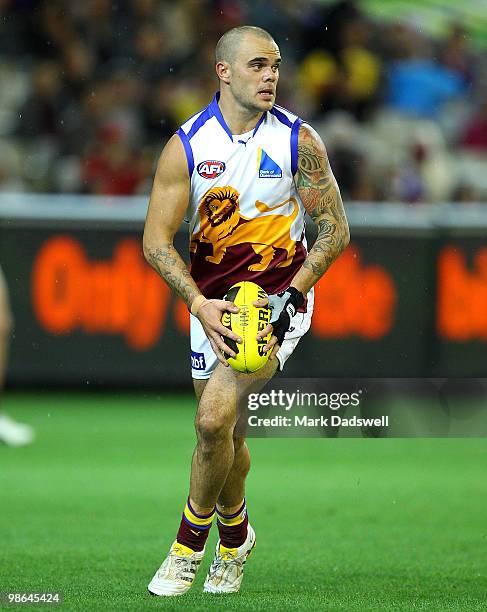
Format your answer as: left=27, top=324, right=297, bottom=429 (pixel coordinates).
left=193, top=358, right=279, bottom=431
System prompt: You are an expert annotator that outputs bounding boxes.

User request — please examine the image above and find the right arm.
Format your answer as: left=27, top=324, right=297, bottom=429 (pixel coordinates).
left=142, top=134, right=241, bottom=365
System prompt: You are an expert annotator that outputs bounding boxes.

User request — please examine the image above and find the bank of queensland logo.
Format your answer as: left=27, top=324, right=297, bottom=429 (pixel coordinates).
left=191, top=350, right=206, bottom=371
left=197, top=160, right=226, bottom=179
left=257, top=148, right=282, bottom=178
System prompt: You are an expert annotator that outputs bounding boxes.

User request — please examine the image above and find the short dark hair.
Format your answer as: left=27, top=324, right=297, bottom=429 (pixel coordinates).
left=215, top=26, right=275, bottom=65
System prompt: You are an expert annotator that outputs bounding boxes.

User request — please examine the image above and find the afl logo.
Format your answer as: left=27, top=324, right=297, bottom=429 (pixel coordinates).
left=197, top=160, right=226, bottom=179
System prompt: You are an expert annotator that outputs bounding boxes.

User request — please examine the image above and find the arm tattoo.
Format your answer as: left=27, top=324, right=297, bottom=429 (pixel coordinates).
left=296, top=145, right=331, bottom=196
left=145, top=243, right=199, bottom=306
left=303, top=218, right=340, bottom=277
left=295, top=127, right=349, bottom=283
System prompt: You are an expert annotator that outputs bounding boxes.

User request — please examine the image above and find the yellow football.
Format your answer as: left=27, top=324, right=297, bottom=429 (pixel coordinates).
left=221, top=281, right=272, bottom=373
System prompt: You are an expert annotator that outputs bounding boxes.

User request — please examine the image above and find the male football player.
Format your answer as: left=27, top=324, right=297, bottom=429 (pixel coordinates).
left=143, top=25, right=349, bottom=596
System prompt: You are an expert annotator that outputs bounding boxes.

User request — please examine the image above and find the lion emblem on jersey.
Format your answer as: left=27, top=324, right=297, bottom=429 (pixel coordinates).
left=190, top=185, right=299, bottom=271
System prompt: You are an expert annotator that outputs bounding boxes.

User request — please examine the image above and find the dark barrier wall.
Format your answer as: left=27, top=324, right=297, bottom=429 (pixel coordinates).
left=1, top=199, right=486, bottom=385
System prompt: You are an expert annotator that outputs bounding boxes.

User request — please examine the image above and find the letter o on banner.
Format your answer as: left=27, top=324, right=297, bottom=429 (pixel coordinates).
left=32, top=236, right=86, bottom=334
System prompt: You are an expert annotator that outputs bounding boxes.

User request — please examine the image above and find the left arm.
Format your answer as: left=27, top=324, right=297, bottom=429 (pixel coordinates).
left=290, top=122, right=350, bottom=295
left=257, top=123, right=350, bottom=357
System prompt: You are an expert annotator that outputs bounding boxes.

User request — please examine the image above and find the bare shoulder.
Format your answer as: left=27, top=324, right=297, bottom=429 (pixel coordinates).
left=295, top=123, right=334, bottom=196
left=297, top=122, right=328, bottom=163
left=146, top=132, right=190, bottom=225
left=154, top=133, right=189, bottom=185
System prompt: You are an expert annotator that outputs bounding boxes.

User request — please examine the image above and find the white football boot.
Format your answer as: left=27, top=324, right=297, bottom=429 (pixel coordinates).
left=0, top=413, right=35, bottom=447
left=203, top=524, right=256, bottom=594
left=148, top=541, right=205, bottom=596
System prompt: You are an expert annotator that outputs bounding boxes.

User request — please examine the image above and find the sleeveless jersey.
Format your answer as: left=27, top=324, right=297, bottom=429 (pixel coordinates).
left=177, top=92, right=312, bottom=310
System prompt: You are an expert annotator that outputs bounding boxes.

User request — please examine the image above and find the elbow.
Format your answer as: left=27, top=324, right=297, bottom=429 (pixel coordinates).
left=142, top=234, right=152, bottom=264
left=142, top=231, right=159, bottom=266
left=143, top=231, right=173, bottom=266
left=340, top=224, right=350, bottom=252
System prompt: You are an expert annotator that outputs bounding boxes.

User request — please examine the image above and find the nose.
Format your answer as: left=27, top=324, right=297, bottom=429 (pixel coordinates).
left=262, top=67, right=277, bottom=82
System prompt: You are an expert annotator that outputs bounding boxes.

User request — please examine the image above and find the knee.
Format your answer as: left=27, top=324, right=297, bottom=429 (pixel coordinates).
left=196, top=412, right=232, bottom=446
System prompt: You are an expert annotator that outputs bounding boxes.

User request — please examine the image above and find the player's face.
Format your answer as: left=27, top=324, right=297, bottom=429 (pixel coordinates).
left=229, top=35, right=281, bottom=113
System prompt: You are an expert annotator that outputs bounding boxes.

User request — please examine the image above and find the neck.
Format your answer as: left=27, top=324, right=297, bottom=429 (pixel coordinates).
left=218, top=90, right=263, bottom=135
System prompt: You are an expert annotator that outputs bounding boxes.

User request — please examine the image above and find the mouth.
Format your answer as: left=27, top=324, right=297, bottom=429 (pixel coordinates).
left=258, top=89, right=274, bottom=101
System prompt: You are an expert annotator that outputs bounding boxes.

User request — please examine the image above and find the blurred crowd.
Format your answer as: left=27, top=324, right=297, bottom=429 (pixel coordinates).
left=1, top=0, right=487, bottom=202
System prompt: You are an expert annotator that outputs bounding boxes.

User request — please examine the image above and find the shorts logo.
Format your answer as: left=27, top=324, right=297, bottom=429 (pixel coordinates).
left=197, top=160, right=226, bottom=179
left=191, top=350, right=206, bottom=370
left=286, top=304, right=296, bottom=318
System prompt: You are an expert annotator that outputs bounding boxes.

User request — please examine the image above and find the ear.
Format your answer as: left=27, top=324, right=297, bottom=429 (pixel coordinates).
left=216, top=61, right=231, bottom=84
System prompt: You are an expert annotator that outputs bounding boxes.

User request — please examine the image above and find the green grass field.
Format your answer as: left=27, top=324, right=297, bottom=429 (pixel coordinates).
left=1, top=392, right=486, bottom=611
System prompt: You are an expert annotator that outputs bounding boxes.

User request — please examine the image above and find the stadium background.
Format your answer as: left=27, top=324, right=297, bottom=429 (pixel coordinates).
left=1, top=1, right=486, bottom=610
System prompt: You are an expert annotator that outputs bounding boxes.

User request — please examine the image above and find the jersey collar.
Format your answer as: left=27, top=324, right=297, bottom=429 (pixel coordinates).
left=210, top=92, right=267, bottom=142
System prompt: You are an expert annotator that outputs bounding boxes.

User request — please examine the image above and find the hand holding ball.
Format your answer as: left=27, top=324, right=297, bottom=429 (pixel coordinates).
left=221, top=281, right=272, bottom=373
